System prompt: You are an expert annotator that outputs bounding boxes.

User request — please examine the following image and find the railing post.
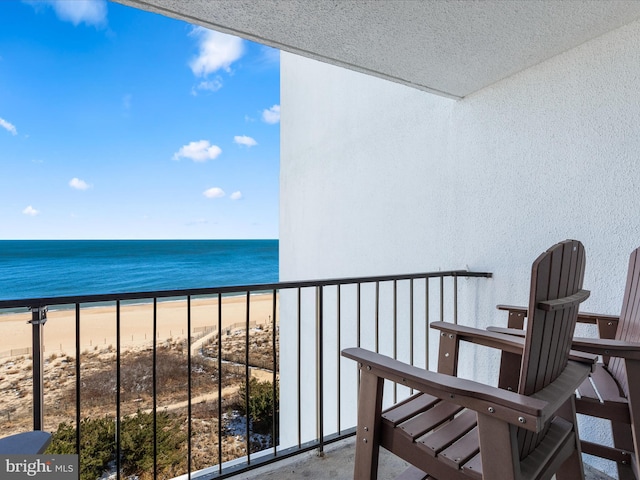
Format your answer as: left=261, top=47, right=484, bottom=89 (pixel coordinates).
left=454, top=274, right=458, bottom=325
left=29, top=306, right=47, bottom=431
left=316, top=286, right=324, bottom=456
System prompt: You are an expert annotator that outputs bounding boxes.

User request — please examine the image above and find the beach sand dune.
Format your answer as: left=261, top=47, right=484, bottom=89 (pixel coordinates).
left=0, top=294, right=278, bottom=358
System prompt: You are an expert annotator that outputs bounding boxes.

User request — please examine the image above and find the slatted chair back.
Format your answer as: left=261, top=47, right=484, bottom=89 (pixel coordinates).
left=609, top=247, right=640, bottom=398
left=517, top=239, right=587, bottom=459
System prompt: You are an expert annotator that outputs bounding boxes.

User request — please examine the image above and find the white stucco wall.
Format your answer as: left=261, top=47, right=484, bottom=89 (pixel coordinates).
left=280, top=19, right=640, bottom=476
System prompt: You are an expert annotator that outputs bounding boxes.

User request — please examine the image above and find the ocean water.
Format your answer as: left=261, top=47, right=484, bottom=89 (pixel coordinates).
left=0, top=240, right=279, bottom=301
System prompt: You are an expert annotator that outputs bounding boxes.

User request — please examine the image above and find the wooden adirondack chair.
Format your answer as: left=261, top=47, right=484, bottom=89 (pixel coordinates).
left=497, top=246, right=640, bottom=480
left=342, top=239, right=594, bottom=480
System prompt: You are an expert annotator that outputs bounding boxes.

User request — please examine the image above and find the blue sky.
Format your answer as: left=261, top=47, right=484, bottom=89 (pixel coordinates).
left=0, top=0, right=280, bottom=239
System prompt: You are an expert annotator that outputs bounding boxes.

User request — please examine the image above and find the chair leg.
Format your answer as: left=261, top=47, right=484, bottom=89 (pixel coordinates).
left=610, top=420, right=635, bottom=480
left=555, top=443, right=585, bottom=480
left=624, top=359, right=640, bottom=480
left=477, top=412, right=519, bottom=480
left=354, top=370, right=384, bottom=480
left=612, top=358, right=640, bottom=478
left=555, top=397, right=585, bottom=480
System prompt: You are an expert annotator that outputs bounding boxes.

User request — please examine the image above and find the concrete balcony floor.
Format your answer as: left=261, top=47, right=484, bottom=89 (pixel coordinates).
left=236, top=438, right=615, bottom=480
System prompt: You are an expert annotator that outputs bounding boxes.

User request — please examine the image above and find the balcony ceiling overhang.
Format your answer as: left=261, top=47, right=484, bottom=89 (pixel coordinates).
left=114, top=0, right=640, bottom=99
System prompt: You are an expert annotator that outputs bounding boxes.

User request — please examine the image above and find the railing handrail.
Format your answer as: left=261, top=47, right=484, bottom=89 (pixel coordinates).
left=0, top=270, right=492, bottom=309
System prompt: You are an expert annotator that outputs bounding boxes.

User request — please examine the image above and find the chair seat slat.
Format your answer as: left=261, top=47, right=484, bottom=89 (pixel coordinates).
left=437, top=426, right=479, bottom=469
left=576, top=365, right=630, bottom=422
left=382, top=393, right=440, bottom=426
left=417, top=409, right=477, bottom=457
left=398, top=401, right=462, bottom=440
left=590, top=363, right=626, bottom=403
left=518, top=417, right=573, bottom=478
left=576, top=373, right=599, bottom=401
left=461, top=453, right=482, bottom=480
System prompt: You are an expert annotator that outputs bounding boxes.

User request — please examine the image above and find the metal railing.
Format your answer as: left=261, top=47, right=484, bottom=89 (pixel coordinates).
left=0, top=269, right=491, bottom=479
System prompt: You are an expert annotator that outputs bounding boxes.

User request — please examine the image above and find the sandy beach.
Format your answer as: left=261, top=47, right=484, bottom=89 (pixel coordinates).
left=0, top=293, right=278, bottom=358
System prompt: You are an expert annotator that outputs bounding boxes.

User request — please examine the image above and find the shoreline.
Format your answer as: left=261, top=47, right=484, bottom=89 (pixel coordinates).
left=0, top=293, right=278, bottom=358
left=0, top=291, right=272, bottom=316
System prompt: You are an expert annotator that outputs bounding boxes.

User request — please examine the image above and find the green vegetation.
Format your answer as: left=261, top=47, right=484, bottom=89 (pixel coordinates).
left=38, top=328, right=280, bottom=477
left=238, top=378, right=279, bottom=435
left=47, top=417, right=114, bottom=480
left=46, top=411, right=185, bottom=480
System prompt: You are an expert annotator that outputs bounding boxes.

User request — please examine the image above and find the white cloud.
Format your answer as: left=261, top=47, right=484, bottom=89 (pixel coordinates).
left=260, top=46, right=280, bottom=66
left=189, top=27, right=244, bottom=77
left=203, top=187, right=225, bottom=199
left=192, top=77, right=223, bottom=95
left=69, top=177, right=91, bottom=190
left=22, top=205, right=39, bottom=216
left=0, top=117, right=17, bottom=135
left=39, top=0, right=108, bottom=27
left=233, top=135, right=257, bottom=147
left=230, top=191, right=243, bottom=200
left=173, top=140, right=222, bottom=162
left=262, top=105, right=280, bottom=124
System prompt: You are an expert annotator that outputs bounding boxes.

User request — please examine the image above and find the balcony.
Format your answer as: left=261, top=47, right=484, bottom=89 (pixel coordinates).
left=0, top=269, right=612, bottom=479
left=232, top=438, right=614, bottom=480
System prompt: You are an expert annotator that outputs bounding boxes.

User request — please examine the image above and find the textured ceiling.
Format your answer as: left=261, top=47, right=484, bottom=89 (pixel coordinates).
left=114, top=0, right=640, bottom=98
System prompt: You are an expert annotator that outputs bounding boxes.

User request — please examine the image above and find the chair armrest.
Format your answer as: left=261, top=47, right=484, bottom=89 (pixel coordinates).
left=342, top=347, right=591, bottom=433
left=486, top=326, right=596, bottom=365
left=573, top=312, right=620, bottom=324
left=430, top=321, right=525, bottom=356
left=572, top=337, right=640, bottom=360
left=486, top=326, right=525, bottom=337
left=496, top=304, right=619, bottom=326
left=496, top=304, right=527, bottom=314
